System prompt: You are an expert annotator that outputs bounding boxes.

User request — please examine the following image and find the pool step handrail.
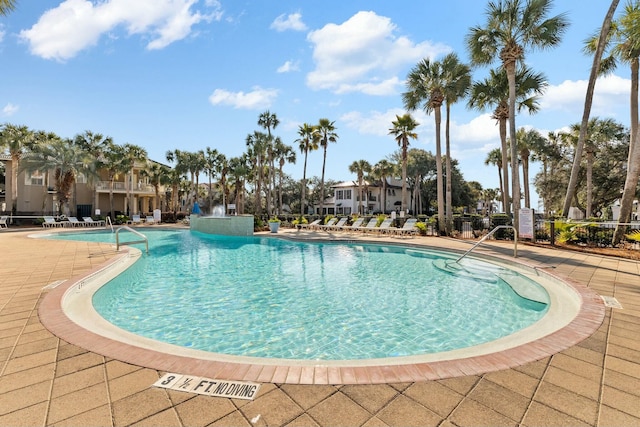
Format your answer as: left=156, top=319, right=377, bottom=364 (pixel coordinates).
left=106, top=215, right=114, bottom=232
left=115, top=226, right=148, bottom=253
left=456, top=225, right=517, bottom=263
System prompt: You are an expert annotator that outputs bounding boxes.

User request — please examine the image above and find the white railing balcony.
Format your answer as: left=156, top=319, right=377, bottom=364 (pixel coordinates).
left=94, top=181, right=156, bottom=194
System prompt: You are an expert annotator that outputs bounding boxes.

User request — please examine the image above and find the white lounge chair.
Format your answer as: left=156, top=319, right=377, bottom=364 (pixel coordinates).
left=298, top=219, right=321, bottom=230
left=374, top=218, right=394, bottom=235
left=356, top=218, right=379, bottom=233
left=393, top=218, right=419, bottom=237
left=128, top=214, right=142, bottom=225
left=340, top=217, right=365, bottom=232
left=43, top=216, right=63, bottom=228
left=316, top=217, right=338, bottom=231
left=0, top=216, right=8, bottom=229
left=326, top=217, right=348, bottom=231
left=83, top=217, right=105, bottom=227
left=66, top=217, right=84, bottom=227
left=145, top=216, right=155, bottom=225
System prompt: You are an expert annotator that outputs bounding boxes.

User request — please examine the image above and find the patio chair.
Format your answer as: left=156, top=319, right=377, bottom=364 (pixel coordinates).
left=42, top=216, right=63, bottom=228
left=316, top=217, right=338, bottom=231
left=393, top=218, right=419, bottom=237
left=83, top=217, right=105, bottom=227
left=0, top=216, right=8, bottom=229
left=66, top=217, right=84, bottom=227
left=340, top=217, right=365, bottom=232
left=326, top=217, right=348, bottom=231
left=128, top=214, right=142, bottom=225
left=373, top=218, right=394, bottom=235
left=356, top=218, right=379, bottom=233
left=145, top=216, right=155, bottom=225
left=298, top=219, right=321, bottom=230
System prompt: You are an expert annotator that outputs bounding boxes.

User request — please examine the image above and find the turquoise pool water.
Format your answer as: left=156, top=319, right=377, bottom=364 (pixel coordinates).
left=47, top=229, right=549, bottom=360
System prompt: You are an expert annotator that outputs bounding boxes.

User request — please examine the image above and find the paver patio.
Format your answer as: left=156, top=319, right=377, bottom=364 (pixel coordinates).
left=1, top=225, right=639, bottom=426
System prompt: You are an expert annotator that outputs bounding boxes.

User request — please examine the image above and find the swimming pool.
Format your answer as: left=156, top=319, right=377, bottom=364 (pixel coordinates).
left=46, top=228, right=551, bottom=361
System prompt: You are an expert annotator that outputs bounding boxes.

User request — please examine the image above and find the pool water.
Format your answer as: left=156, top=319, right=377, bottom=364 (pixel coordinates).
left=48, top=229, right=549, bottom=360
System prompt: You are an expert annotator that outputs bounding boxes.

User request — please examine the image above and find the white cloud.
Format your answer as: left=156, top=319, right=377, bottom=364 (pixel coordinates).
left=0, top=25, right=5, bottom=43
left=306, top=11, right=450, bottom=95
left=541, top=74, right=629, bottom=116
left=208, top=86, right=278, bottom=109
left=2, top=103, right=19, bottom=116
left=340, top=108, right=406, bottom=137
left=277, top=60, right=300, bottom=73
left=270, top=12, right=307, bottom=32
left=19, top=0, right=222, bottom=61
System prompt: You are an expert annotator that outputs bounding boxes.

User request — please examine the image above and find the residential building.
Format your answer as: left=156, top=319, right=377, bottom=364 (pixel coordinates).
left=325, top=178, right=404, bottom=216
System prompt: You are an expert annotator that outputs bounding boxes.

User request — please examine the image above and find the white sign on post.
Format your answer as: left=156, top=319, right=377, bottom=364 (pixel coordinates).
left=519, top=208, right=534, bottom=239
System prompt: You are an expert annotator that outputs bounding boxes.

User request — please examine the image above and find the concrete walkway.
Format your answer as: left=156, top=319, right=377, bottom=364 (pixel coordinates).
left=1, top=226, right=639, bottom=426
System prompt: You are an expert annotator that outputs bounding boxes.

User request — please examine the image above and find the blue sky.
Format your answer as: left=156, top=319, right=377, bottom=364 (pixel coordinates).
left=0, top=1, right=632, bottom=210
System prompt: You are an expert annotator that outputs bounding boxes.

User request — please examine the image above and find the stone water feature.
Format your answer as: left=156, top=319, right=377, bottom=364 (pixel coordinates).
left=189, top=205, right=254, bottom=236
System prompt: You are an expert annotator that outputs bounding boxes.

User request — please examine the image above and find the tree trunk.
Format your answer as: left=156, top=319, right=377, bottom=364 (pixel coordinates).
left=445, top=103, right=453, bottom=234
left=506, top=61, right=521, bottom=232
left=435, top=107, right=445, bottom=234
left=499, top=118, right=510, bottom=215
left=586, top=151, right=593, bottom=218
left=320, top=146, right=327, bottom=216
left=563, top=0, right=620, bottom=217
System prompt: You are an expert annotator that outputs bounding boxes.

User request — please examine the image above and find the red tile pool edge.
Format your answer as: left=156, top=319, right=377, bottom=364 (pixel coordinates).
left=38, top=247, right=606, bottom=385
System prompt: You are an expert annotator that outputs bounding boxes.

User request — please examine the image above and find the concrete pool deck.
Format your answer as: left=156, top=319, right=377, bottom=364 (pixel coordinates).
left=1, top=225, right=639, bottom=426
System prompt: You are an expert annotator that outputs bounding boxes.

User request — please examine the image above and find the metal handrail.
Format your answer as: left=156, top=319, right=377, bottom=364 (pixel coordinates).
left=106, top=215, right=114, bottom=232
left=115, top=226, right=148, bottom=253
left=456, top=225, right=518, bottom=262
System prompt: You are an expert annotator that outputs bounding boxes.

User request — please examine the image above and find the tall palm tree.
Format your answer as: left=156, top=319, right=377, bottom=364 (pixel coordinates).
left=388, top=114, right=419, bottom=214
left=0, top=124, right=36, bottom=213
left=442, top=53, right=471, bottom=233
left=348, top=160, right=372, bottom=215
left=402, top=58, right=447, bottom=231
left=467, top=0, right=569, bottom=231
left=372, top=159, right=395, bottom=214
left=203, top=147, right=221, bottom=212
left=122, top=143, right=148, bottom=215
left=316, top=118, right=338, bottom=215
left=563, top=0, right=620, bottom=217
left=245, top=131, right=269, bottom=216
left=0, top=0, right=16, bottom=15
left=484, top=148, right=505, bottom=211
left=140, top=162, right=170, bottom=212
left=229, top=155, right=250, bottom=214
left=468, top=66, right=547, bottom=215
left=99, top=142, right=129, bottom=220
left=516, top=128, right=546, bottom=209
left=274, top=140, right=296, bottom=214
left=258, top=111, right=279, bottom=215
left=587, top=2, right=640, bottom=242
left=295, top=123, right=318, bottom=216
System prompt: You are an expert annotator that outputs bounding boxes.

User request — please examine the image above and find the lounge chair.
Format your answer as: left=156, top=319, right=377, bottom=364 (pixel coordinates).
left=340, top=217, right=365, bottom=232
left=393, top=218, right=419, bottom=237
left=356, top=218, right=379, bottom=233
left=0, top=216, right=8, bottom=229
left=316, top=217, right=338, bottom=231
left=145, top=216, right=155, bottom=225
left=298, top=219, right=321, bottom=230
left=66, top=217, right=84, bottom=227
left=128, top=214, right=142, bottom=225
left=83, top=217, right=105, bottom=227
left=42, top=216, right=63, bottom=228
left=374, top=218, right=394, bottom=235
left=326, top=217, right=348, bottom=231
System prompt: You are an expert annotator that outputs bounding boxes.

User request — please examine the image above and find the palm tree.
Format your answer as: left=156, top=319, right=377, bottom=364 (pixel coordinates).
left=0, top=124, right=38, bottom=214
left=316, top=118, right=338, bottom=215
left=122, top=143, right=148, bottom=215
left=563, top=0, right=620, bottom=217
left=467, top=0, right=569, bottom=231
left=140, top=162, right=170, bottom=212
left=295, top=123, right=319, bottom=216
left=388, top=114, right=419, bottom=215
left=349, top=160, right=372, bottom=215
left=587, top=2, right=640, bottom=242
left=442, top=53, right=471, bottom=233
left=468, top=66, right=548, bottom=216
left=402, top=57, right=447, bottom=230
left=484, top=148, right=505, bottom=211
left=274, top=140, right=296, bottom=214
left=516, top=128, right=546, bottom=209
left=258, top=111, right=279, bottom=215
left=203, top=147, right=222, bottom=212
left=0, top=0, right=16, bottom=15
left=101, top=143, right=130, bottom=220
left=22, top=135, right=95, bottom=216
left=372, top=159, right=395, bottom=214
left=229, top=155, right=250, bottom=214
left=245, top=131, right=269, bottom=216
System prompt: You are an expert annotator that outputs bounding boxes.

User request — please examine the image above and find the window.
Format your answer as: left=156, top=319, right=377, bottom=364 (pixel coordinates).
left=25, top=171, right=45, bottom=186
left=76, top=173, right=87, bottom=184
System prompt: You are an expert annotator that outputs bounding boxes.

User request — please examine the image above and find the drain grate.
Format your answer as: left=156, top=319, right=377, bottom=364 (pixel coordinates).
left=601, top=296, right=623, bottom=309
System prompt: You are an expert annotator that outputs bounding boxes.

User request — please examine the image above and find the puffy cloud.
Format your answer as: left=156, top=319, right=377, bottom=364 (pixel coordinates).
left=2, top=103, right=19, bottom=116
left=208, top=86, right=278, bottom=109
left=19, top=0, right=222, bottom=61
left=277, top=60, right=300, bottom=73
left=541, top=74, right=629, bottom=116
left=270, top=12, right=307, bottom=32
left=306, top=11, right=450, bottom=95
left=340, top=108, right=406, bottom=137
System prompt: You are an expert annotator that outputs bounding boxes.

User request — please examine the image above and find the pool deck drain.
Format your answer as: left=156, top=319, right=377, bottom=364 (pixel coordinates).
left=1, top=225, right=640, bottom=426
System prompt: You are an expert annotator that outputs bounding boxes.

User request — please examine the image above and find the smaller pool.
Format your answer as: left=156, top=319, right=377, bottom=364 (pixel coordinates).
left=46, top=229, right=554, bottom=361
